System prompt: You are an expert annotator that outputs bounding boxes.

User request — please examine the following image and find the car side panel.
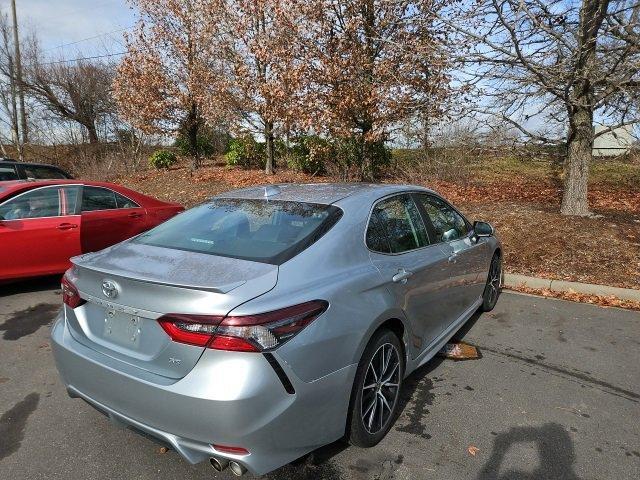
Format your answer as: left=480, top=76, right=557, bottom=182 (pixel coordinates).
left=435, top=237, right=487, bottom=325
left=0, top=215, right=81, bottom=279
left=227, top=198, right=414, bottom=383
left=146, top=205, right=184, bottom=227
left=81, top=207, right=147, bottom=253
left=369, top=244, right=455, bottom=359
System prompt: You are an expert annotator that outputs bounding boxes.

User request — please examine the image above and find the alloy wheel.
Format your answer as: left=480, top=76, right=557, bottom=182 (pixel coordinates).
left=487, top=255, right=502, bottom=306
left=360, top=343, right=401, bottom=434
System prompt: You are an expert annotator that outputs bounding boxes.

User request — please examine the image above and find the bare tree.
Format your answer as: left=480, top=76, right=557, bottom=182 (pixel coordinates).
left=22, top=46, right=115, bottom=145
left=442, top=0, right=640, bottom=215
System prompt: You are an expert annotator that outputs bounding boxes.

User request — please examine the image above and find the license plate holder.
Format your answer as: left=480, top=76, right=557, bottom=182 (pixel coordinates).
left=103, top=309, right=143, bottom=347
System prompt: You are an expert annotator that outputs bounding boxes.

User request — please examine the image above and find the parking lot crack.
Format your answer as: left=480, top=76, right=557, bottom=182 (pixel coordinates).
left=477, top=344, right=640, bottom=403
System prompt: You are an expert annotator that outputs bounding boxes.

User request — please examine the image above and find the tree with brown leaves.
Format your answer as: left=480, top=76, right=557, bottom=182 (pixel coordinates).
left=113, top=0, right=217, bottom=170
left=297, top=0, right=453, bottom=180
left=201, top=0, right=305, bottom=174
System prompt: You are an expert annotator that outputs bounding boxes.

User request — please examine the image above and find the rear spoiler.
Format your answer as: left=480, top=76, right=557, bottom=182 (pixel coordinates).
left=70, top=259, right=245, bottom=294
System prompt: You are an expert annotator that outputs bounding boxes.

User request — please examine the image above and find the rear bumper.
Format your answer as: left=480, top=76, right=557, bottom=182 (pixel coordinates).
left=51, top=312, right=356, bottom=475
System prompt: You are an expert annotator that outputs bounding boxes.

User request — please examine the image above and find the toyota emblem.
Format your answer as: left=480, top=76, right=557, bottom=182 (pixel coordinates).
left=102, top=280, right=119, bottom=299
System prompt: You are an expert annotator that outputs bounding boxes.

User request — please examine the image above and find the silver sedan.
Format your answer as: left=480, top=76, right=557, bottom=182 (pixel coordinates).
left=52, top=183, right=502, bottom=476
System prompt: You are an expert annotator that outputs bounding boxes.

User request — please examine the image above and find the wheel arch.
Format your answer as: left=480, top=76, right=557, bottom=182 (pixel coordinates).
left=354, top=310, right=412, bottom=370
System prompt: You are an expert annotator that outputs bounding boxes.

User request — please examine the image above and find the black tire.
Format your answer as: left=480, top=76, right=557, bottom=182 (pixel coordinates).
left=346, top=329, right=405, bottom=447
left=481, top=252, right=502, bottom=312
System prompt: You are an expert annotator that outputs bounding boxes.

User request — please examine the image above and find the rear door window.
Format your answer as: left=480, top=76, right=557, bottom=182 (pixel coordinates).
left=134, top=199, right=342, bottom=265
left=115, top=192, right=139, bottom=208
left=366, top=194, right=429, bottom=254
left=82, top=186, right=118, bottom=211
left=0, top=186, right=62, bottom=220
left=81, top=186, right=139, bottom=211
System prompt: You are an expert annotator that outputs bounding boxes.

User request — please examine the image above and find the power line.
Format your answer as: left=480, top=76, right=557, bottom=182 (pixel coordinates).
left=43, top=26, right=134, bottom=52
left=40, top=50, right=130, bottom=66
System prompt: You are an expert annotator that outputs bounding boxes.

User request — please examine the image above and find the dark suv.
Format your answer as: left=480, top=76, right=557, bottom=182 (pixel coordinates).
left=0, top=158, right=72, bottom=181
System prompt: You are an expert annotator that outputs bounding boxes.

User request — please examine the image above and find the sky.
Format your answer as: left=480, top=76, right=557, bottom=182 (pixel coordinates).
left=5, top=0, right=136, bottom=59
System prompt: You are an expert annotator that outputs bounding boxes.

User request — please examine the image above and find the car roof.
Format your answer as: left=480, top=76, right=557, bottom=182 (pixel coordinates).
left=0, top=179, right=174, bottom=207
left=215, top=183, right=434, bottom=205
left=0, top=160, right=66, bottom=168
left=0, top=179, right=109, bottom=192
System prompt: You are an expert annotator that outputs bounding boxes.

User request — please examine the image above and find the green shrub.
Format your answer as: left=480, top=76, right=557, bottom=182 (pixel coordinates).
left=324, top=136, right=390, bottom=180
left=225, top=136, right=265, bottom=168
left=282, top=136, right=327, bottom=174
left=280, top=135, right=389, bottom=179
left=174, top=128, right=232, bottom=157
left=362, top=139, right=392, bottom=179
left=148, top=150, right=177, bottom=169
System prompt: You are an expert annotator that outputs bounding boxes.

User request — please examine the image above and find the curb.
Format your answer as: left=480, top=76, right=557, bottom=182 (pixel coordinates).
left=503, top=274, right=640, bottom=302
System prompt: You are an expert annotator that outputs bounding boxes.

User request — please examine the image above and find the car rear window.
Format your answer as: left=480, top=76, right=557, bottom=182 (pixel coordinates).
left=134, top=199, right=343, bottom=265
left=0, top=165, right=18, bottom=181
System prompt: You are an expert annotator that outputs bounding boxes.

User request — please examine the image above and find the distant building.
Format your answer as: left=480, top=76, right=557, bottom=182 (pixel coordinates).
left=593, top=125, right=635, bottom=157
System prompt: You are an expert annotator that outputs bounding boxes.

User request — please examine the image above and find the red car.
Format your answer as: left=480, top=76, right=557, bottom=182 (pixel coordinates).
left=0, top=180, right=184, bottom=281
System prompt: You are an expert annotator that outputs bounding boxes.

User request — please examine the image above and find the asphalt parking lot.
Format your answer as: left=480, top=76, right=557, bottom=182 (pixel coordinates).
left=1, top=278, right=639, bottom=480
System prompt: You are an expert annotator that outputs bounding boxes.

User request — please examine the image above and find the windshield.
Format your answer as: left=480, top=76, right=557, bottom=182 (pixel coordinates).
left=134, top=198, right=342, bottom=265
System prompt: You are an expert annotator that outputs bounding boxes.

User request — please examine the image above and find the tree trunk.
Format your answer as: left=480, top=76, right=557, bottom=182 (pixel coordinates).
left=86, top=122, right=99, bottom=145
left=184, top=102, right=201, bottom=173
left=188, top=121, right=200, bottom=172
left=559, top=0, right=605, bottom=216
left=359, top=120, right=374, bottom=182
left=421, top=112, right=431, bottom=151
left=561, top=106, right=592, bottom=216
left=359, top=136, right=368, bottom=182
left=265, top=121, right=275, bottom=175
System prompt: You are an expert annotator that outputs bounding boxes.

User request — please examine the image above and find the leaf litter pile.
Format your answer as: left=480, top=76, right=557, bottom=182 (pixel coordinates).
left=510, top=284, right=640, bottom=311
left=116, top=158, right=640, bottom=309
left=438, top=342, right=481, bottom=360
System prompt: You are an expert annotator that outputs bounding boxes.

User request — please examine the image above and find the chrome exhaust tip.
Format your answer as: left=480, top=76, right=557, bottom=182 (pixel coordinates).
left=229, top=461, right=247, bottom=476
left=210, top=457, right=229, bottom=472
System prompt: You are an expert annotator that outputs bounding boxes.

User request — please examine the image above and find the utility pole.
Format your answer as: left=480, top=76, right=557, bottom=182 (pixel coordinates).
left=8, top=53, right=22, bottom=159
left=1, top=16, right=21, bottom=159
left=10, top=0, right=27, bottom=145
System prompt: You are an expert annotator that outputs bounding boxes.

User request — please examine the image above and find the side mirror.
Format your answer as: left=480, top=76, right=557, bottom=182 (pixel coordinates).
left=473, top=221, right=494, bottom=237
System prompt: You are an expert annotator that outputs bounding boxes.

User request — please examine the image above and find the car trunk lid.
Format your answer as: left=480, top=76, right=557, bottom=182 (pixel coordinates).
left=64, top=242, right=278, bottom=379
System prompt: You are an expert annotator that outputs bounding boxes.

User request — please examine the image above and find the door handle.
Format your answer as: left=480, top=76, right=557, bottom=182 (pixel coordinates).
left=128, top=212, right=143, bottom=219
left=448, top=253, right=458, bottom=263
left=57, top=223, right=78, bottom=230
left=392, top=269, right=413, bottom=284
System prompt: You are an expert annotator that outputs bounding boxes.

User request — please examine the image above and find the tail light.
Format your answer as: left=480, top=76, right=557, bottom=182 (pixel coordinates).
left=157, top=314, right=224, bottom=347
left=61, top=274, right=86, bottom=309
left=158, top=300, right=328, bottom=352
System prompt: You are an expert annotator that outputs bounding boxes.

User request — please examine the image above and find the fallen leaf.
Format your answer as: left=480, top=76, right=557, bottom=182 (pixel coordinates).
left=468, top=445, right=480, bottom=456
